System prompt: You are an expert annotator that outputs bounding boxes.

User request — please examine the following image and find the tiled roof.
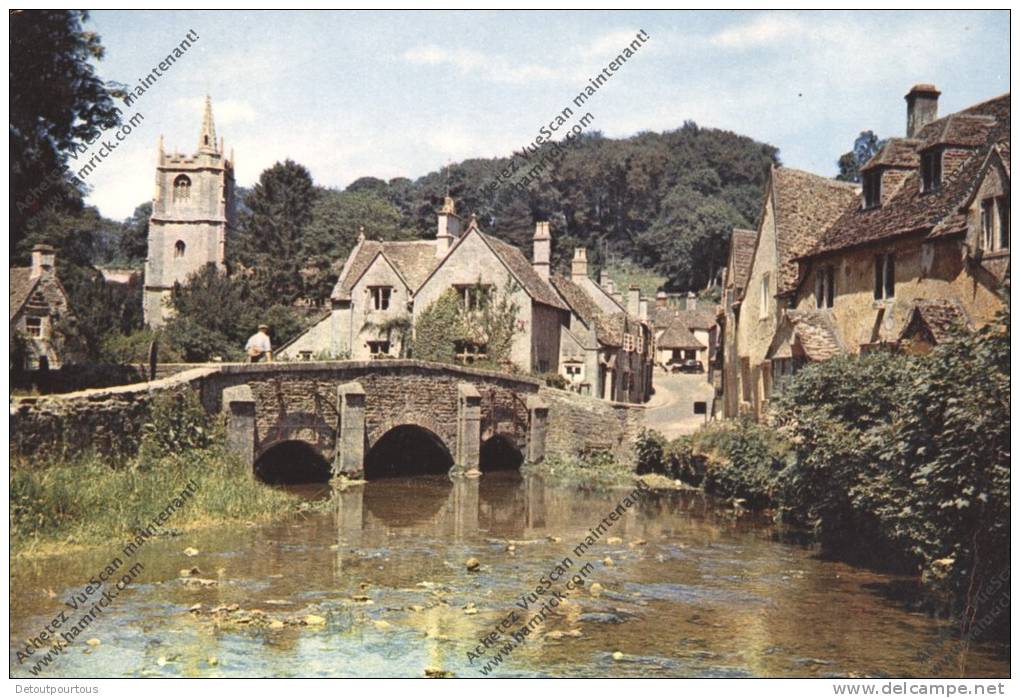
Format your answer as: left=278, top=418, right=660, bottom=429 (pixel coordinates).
left=918, top=114, right=996, bottom=150
left=676, top=306, right=717, bottom=331
left=996, top=141, right=1010, bottom=179
left=770, top=167, right=860, bottom=295
left=648, top=305, right=677, bottom=329
left=549, top=274, right=602, bottom=327
left=728, top=228, right=758, bottom=298
left=594, top=313, right=626, bottom=347
left=331, top=239, right=441, bottom=301
left=377, top=241, right=440, bottom=291
left=657, top=319, right=704, bottom=350
left=778, top=309, right=846, bottom=361
left=806, top=93, right=1010, bottom=257
left=479, top=232, right=568, bottom=311
left=899, top=298, right=972, bottom=344
left=10, top=267, right=37, bottom=321
left=861, top=138, right=920, bottom=171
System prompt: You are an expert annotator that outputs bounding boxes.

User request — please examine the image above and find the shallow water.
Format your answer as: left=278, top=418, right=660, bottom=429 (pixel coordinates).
left=9, top=471, right=1009, bottom=677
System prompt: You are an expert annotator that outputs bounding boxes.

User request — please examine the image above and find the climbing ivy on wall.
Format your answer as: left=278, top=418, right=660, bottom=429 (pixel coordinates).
left=411, top=280, right=522, bottom=370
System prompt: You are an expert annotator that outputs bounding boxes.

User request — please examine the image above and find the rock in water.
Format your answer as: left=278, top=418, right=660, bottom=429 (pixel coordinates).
left=304, top=614, right=326, bottom=626
left=465, top=557, right=481, bottom=572
left=589, top=582, right=604, bottom=597
left=85, top=638, right=101, bottom=647
left=183, top=547, right=199, bottom=557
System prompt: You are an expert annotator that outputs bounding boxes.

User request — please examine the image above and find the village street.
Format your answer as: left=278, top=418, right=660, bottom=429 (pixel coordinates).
left=642, top=369, right=714, bottom=439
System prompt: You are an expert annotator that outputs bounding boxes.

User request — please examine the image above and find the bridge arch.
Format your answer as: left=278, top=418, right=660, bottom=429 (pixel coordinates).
left=254, top=440, right=332, bottom=484
left=364, top=424, right=454, bottom=480
left=479, top=433, right=524, bottom=472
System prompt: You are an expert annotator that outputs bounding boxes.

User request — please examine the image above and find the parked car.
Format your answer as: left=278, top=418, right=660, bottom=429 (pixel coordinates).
left=672, top=359, right=704, bottom=374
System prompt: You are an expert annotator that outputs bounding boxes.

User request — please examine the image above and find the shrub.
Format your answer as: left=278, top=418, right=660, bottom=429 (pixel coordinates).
left=540, top=372, right=569, bottom=389
left=138, top=390, right=214, bottom=464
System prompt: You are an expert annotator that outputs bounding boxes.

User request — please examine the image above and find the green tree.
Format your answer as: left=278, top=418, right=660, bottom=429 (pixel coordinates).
left=10, top=10, right=122, bottom=254
left=301, top=189, right=410, bottom=303
left=234, top=160, right=317, bottom=304
left=119, top=202, right=151, bottom=264
left=836, top=130, right=885, bottom=183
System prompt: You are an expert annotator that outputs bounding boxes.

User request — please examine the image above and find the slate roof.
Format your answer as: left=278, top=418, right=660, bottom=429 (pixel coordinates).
left=899, top=298, right=972, bottom=344
left=805, top=93, right=1010, bottom=257
left=549, top=274, right=602, bottom=327
left=331, top=240, right=441, bottom=302
left=10, top=267, right=37, bottom=321
left=594, top=313, right=627, bottom=347
left=769, top=309, right=845, bottom=362
left=860, top=138, right=920, bottom=171
left=918, top=114, right=996, bottom=150
left=657, top=320, right=705, bottom=350
left=479, top=232, right=568, bottom=311
left=728, top=228, right=758, bottom=298
left=769, top=167, right=860, bottom=295
left=676, top=306, right=717, bottom=331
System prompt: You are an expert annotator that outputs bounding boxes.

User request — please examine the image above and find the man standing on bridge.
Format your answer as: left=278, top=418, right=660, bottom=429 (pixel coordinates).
left=245, top=324, right=273, bottom=363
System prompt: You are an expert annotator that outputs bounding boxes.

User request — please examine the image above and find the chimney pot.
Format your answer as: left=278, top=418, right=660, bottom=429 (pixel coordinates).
left=571, top=248, right=588, bottom=281
left=533, top=221, right=551, bottom=280
left=30, top=244, right=56, bottom=279
left=627, top=285, right=641, bottom=317
left=905, top=84, right=940, bottom=138
left=639, top=298, right=648, bottom=322
left=686, top=291, right=697, bottom=311
left=655, top=291, right=667, bottom=308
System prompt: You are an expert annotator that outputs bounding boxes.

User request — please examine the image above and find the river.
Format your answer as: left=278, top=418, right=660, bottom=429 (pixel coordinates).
left=9, top=471, right=1008, bottom=678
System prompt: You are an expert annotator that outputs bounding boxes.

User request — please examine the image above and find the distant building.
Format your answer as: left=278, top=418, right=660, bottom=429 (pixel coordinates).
left=10, top=245, right=73, bottom=370
left=278, top=197, right=654, bottom=403
left=144, top=96, right=236, bottom=326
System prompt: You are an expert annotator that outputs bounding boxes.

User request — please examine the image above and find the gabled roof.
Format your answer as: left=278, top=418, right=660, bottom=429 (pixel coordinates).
left=594, top=313, right=627, bottom=347
left=331, top=239, right=439, bottom=301
left=768, top=167, right=860, bottom=295
left=768, top=309, right=845, bottom=362
left=728, top=228, right=758, bottom=298
left=861, top=138, right=920, bottom=171
left=805, top=93, right=1010, bottom=257
left=899, top=298, right=972, bottom=344
left=476, top=232, right=568, bottom=311
left=549, top=274, right=602, bottom=327
left=930, top=137, right=1013, bottom=239
left=657, top=320, right=704, bottom=350
left=917, top=113, right=996, bottom=150
left=10, top=267, right=38, bottom=321
left=676, top=306, right=717, bottom=331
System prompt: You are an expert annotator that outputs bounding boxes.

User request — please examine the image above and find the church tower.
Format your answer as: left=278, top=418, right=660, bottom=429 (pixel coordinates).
left=143, top=96, right=236, bottom=326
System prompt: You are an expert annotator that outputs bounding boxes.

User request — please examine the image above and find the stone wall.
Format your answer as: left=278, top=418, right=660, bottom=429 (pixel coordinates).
left=538, top=385, right=645, bottom=466
left=10, top=367, right=217, bottom=458
left=11, top=360, right=644, bottom=469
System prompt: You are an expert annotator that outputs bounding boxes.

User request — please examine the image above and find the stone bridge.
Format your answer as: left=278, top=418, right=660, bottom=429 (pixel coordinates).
left=11, top=360, right=645, bottom=480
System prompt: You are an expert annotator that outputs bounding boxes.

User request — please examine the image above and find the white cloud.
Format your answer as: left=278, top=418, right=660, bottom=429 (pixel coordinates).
left=401, top=44, right=562, bottom=84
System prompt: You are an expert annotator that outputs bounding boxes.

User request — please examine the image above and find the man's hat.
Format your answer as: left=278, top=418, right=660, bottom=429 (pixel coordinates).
left=258, top=324, right=269, bottom=330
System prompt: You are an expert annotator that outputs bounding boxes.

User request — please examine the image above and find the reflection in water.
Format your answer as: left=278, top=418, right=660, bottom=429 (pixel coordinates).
left=9, top=472, right=1009, bottom=678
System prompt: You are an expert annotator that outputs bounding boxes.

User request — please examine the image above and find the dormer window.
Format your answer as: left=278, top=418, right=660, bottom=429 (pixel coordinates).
left=921, top=150, right=942, bottom=193
left=862, top=171, right=881, bottom=209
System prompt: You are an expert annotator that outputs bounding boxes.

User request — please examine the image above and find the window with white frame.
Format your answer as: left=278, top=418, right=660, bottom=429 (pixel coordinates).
left=367, top=340, right=390, bottom=356
left=454, top=341, right=487, bottom=364
left=25, top=316, right=42, bottom=337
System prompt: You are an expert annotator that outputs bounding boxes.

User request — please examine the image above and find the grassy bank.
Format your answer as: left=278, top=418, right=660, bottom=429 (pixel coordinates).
left=638, top=308, right=1010, bottom=639
left=10, top=392, right=313, bottom=558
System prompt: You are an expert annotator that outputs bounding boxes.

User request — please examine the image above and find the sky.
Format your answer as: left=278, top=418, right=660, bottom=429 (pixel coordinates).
left=83, top=10, right=1010, bottom=220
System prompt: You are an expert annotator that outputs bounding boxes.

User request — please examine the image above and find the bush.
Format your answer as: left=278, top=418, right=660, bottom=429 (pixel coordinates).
left=138, top=390, right=215, bottom=464
left=540, top=372, right=569, bottom=389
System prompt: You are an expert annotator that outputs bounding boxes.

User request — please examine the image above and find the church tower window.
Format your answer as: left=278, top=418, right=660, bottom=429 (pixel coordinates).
left=173, top=175, right=191, bottom=202
left=174, top=240, right=186, bottom=258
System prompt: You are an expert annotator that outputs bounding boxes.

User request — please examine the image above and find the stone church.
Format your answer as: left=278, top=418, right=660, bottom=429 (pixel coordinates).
left=143, top=97, right=236, bottom=326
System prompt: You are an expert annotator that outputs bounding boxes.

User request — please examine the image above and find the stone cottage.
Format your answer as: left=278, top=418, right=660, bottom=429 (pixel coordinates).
left=724, top=166, right=860, bottom=418
left=549, top=249, right=654, bottom=403
left=722, top=85, right=1010, bottom=420
left=10, top=244, right=73, bottom=370
left=786, top=86, right=1009, bottom=364
left=720, top=228, right=757, bottom=417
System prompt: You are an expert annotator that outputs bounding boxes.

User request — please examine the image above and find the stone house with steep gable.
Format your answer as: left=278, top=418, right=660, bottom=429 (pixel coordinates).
left=788, top=87, right=1009, bottom=368
left=727, top=166, right=860, bottom=418
left=10, top=245, right=74, bottom=370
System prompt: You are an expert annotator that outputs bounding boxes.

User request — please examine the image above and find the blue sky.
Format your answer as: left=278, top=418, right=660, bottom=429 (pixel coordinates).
left=84, top=10, right=1010, bottom=219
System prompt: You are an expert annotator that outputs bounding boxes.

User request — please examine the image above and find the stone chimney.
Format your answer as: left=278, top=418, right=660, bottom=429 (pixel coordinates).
left=605, top=278, right=616, bottom=295
left=686, top=291, right=697, bottom=310
left=532, top=221, right=551, bottom=280
left=435, top=195, right=462, bottom=258
left=571, top=248, right=588, bottom=282
left=905, top=84, right=940, bottom=138
left=30, top=244, right=55, bottom=279
left=655, top=291, right=667, bottom=308
left=639, top=298, right=648, bottom=322
left=627, top=285, right=641, bottom=317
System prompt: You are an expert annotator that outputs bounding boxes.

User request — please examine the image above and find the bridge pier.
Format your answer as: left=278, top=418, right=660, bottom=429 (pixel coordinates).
left=334, top=381, right=366, bottom=478
left=453, top=383, right=481, bottom=477
left=222, top=385, right=256, bottom=471
left=526, top=395, right=549, bottom=463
